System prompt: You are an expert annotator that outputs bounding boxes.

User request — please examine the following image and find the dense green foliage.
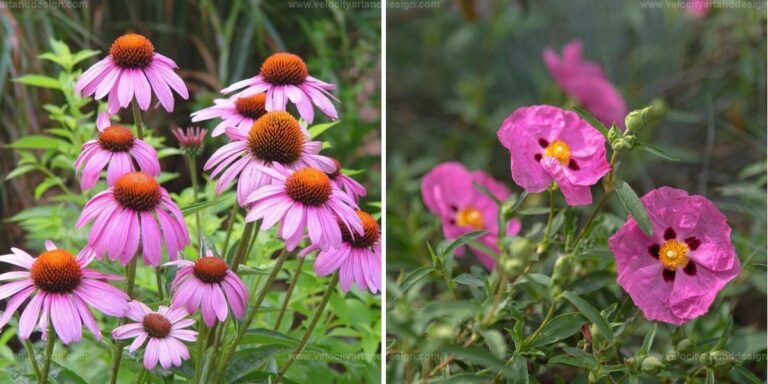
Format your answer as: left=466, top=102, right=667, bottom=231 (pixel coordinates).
left=386, top=1, right=765, bottom=383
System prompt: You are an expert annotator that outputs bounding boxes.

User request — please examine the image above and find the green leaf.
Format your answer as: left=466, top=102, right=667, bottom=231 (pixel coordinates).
left=70, top=49, right=101, bottom=67
left=561, top=291, right=613, bottom=342
left=706, top=368, right=715, bottom=384
left=638, top=322, right=658, bottom=356
left=308, top=120, right=340, bottom=138
left=614, top=179, right=653, bottom=236
left=6, top=135, right=63, bottom=149
left=509, top=353, right=529, bottom=384
left=5, top=165, right=38, bottom=180
left=443, top=346, right=517, bottom=379
left=181, top=194, right=234, bottom=215
left=225, top=345, right=290, bottom=382
left=440, top=230, right=486, bottom=258
left=572, top=106, right=609, bottom=136
left=634, top=141, right=680, bottom=161
left=729, top=365, right=763, bottom=384
left=454, top=273, right=484, bottom=287
left=532, top=312, right=587, bottom=348
left=393, top=266, right=435, bottom=300
left=49, top=361, right=88, bottom=384
left=548, top=353, right=597, bottom=369
left=712, top=316, right=733, bottom=351
left=35, top=177, right=61, bottom=199
left=481, top=329, right=507, bottom=359
left=13, top=74, right=61, bottom=89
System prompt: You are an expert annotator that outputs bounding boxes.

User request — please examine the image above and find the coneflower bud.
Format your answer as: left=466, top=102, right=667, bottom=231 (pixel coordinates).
left=172, top=126, right=207, bottom=156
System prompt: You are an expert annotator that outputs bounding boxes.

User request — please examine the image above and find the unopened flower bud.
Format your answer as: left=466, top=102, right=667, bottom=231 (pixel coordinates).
left=172, top=126, right=208, bottom=156
left=551, top=254, right=574, bottom=285
left=641, top=356, right=664, bottom=373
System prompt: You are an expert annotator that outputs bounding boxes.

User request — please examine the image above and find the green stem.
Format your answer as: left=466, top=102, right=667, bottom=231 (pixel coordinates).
left=39, top=325, right=55, bottom=384
left=131, top=100, right=144, bottom=139
left=134, top=367, right=147, bottom=384
left=482, top=269, right=507, bottom=326
left=188, top=155, right=203, bottom=247
left=213, top=250, right=289, bottom=382
left=21, top=334, right=41, bottom=380
left=275, top=273, right=339, bottom=383
left=192, top=324, right=209, bottom=384
left=155, top=267, right=164, bottom=300
left=522, top=300, right=558, bottom=348
left=221, top=200, right=239, bottom=257
left=572, top=151, right=620, bottom=247
left=542, top=188, right=556, bottom=245
left=274, top=257, right=305, bottom=330
left=110, top=256, right=138, bottom=384
left=230, top=222, right=254, bottom=273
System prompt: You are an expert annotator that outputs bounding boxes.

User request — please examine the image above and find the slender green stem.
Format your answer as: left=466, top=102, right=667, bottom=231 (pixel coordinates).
left=131, top=100, right=144, bottom=139
left=155, top=267, right=164, bottom=300
left=221, top=201, right=239, bottom=257
left=192, top=324, right=209, bottom=384
left=111, top=256, right=139, bottom=384
left=522, top=300, right=558, bottom=347
left=230, top=222, right=255, bottom=273
left=275, top=273, right=339, bottom=383
left=39, top=325, right=55, bottom=384
left=274, top=257, right=305, bottom=330
left=20, top=331, right=41, bottom=380
left=572, top=151, right=620, bottom=247
left=134, top=367, right=147, bottom=384
left=213, top=250, right=289, bottom=382
left=482, top=269, right=507, bottom=326
left=188, top=155, right=203, bottom=248
left=542, top=188, right=556, bottom=245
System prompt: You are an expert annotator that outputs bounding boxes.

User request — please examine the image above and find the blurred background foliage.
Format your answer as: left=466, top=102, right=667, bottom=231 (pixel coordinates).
left=0, top=1, right=381, bottom=382
left=387, top=0, right=765, bottom=382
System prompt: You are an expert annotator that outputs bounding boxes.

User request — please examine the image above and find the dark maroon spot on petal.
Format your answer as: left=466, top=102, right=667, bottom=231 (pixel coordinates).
left=662, top=269, right=676, bottom=282
left=685, top=237, right=701, bottom=251
left=664, top=227, right=677, bottom=240
left=648, top=244, right=660, bottom=259
left=568, top=159, right=580, bottom=171
left=534, top=154, right=543, bottom=162
left=538, top=138, right=549, bottom=148
left=683, top=262, right=697, bottom=276
left=449, top=205, right=458, bottom=212
left=448, top=219, right=456, bottom=225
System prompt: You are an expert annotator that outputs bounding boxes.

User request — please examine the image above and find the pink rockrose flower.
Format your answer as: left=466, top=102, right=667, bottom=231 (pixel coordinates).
left=222, top=52, right=338, bottom=124
left=204, top=111, right=335, bottom=206
left=244, top=165, right=363, bottom=251
left=326, top=158, right=367, bottom=203
left=687, top=0, right=710, bottom=17
left=302, top=210, right=381, bottom=294
left=112, top=301, right=197, bottom=370
left=497, top=105, right=611, bottom=206
left=190, top=92, right=267, bottom=137
left=421, top=162, right=522, bottom=269
left=75, top=125, right=160, bottom=190
left=608, top=187, right=741, bottom=325
left=0, top=241, right=129, bottom=344
left=75, top=33, right=189, bottom=114
left=77, top=172, right=190, bottom=266
left=164, top=255, right=248, bottom=327
left=543, top=40, right=627, bottom=129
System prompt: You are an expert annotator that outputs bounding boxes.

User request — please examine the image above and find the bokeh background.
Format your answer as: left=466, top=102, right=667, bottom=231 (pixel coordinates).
left=0, top=1, right=381, bottom=382
left=387, top=0, right=765, bottom=380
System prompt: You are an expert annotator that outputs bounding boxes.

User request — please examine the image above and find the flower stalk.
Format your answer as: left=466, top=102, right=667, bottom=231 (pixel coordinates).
left=274, top=256, right=305, bottom=330
left=39, top=323, right=55, bottom=384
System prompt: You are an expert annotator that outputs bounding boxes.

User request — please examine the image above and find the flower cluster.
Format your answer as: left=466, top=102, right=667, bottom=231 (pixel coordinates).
left=422, top=103, right=740, bottom=326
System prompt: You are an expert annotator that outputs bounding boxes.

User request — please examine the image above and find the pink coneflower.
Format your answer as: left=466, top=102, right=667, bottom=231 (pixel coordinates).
left=543, top=40, right=627, bottom=129
left=421, top=162, right=522, bottom=269
left=75, top=33, right=189, bottom=114
left=687, top=0, right=710, bottom=17
left=244, top=165, right=363, bottom=251
left=171, top=126, right=208, bottom=156
left=303, top=210, right=381, bottom=293
left=0, top=241, right=128, bottom=344
left=77, top=172, right=190, bottom=266
left=204, top=111, right=335, bottom=206
left=222, top=53, right=338, bottom=124
left=112, top=301, right=197, bottom=370
left=326, top=158, right=367, bottom=203
left=164, top=255, right=248, bottom=327
left=75, top=125, right=161, bottom=190
left=498, top=105, right=611, bottom=206
left=190, top=93, right=267, bottom=137
left=608, top=187, right=740, bottom=325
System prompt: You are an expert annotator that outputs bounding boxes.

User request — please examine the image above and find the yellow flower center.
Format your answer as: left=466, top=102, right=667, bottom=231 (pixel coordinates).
left=456, top=207, right=484, bottom=229
left=544, top=140, right=571, bottom=165
left=658, top=240, right=689, bottom=270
